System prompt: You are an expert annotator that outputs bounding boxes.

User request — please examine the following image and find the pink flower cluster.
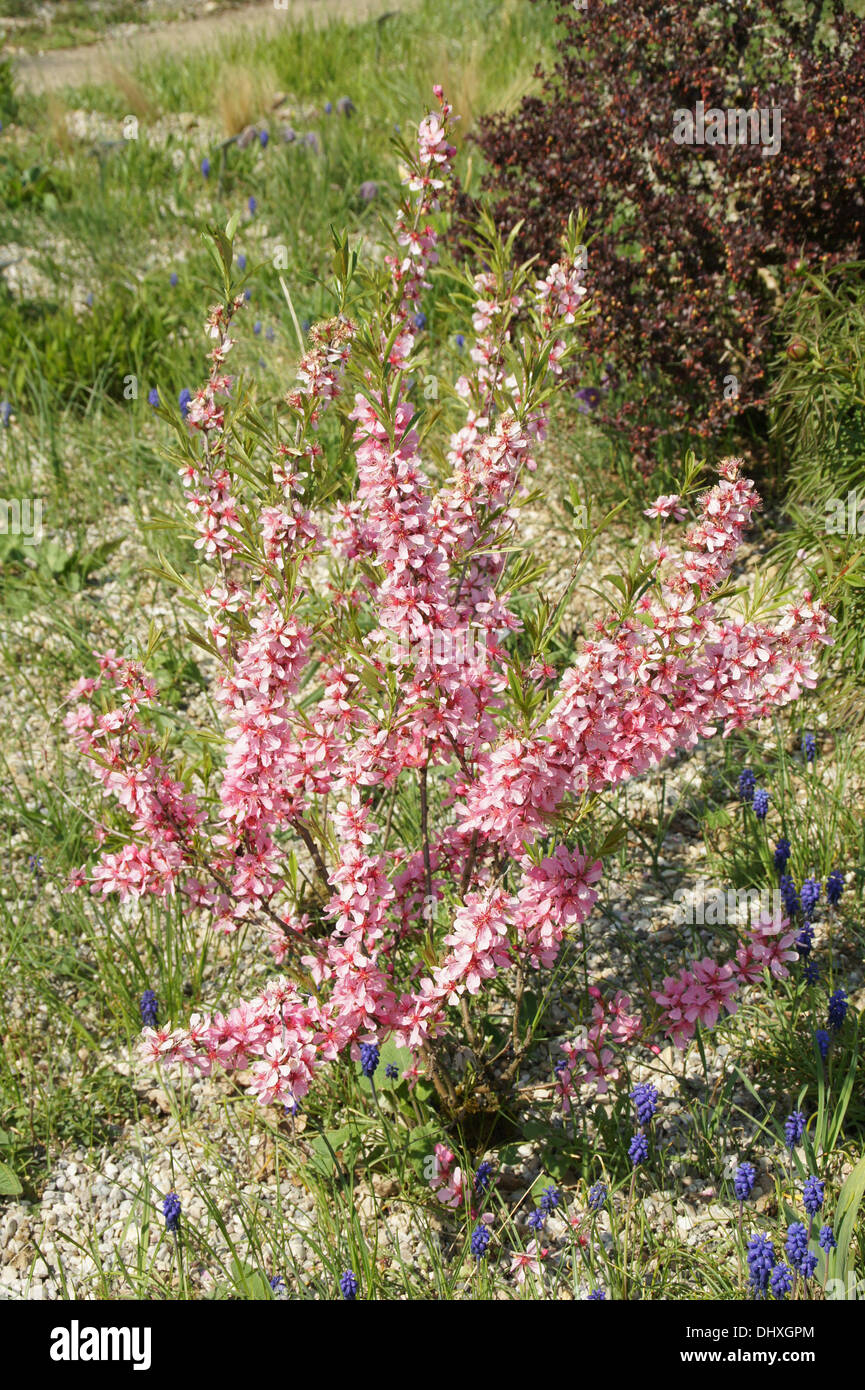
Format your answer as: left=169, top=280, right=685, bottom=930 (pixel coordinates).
left=428, top=1143, right=465, bottom=1208
left=555, top=988, right=643, bottom=1111
left=652, top=911, right=799, bottom=1047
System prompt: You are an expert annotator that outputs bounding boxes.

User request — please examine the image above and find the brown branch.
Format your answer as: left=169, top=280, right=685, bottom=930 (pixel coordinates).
left=294, top=819, right=330, bottom=889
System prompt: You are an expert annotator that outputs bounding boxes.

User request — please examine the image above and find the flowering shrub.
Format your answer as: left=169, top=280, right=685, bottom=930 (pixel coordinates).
left=65, top=91, right=831, bottom=1119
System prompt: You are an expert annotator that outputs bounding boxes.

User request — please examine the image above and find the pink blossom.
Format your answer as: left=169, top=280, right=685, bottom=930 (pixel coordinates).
left=510, top=1240, right=548, bottom=1285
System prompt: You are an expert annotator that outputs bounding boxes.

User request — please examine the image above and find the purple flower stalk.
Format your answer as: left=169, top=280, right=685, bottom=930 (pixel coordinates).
left=752, top=787, right=770, bottom=820
left=746, top=1233, right=774, bottom=1293
left=628, top=1133, right=649, bottom=1167
left=828, top=988, right=848, bottom=1032
left=587, top=1181, right=607, bottom=1212
left=474, top=1160, right=494, bottom=1193
left=162, top=1192, right=181, bottom=1233
left=734, top=1162, right=756, bottom=1202
left=784, top=1111, right=805, bottom=1149
left=779, top=874, right=799, bottom=917
left=470, top=1223, right=491, bottom=1260
left=770, top=1263, right=793, bottom=1300
left=139, top=990, right=158, bottom=1028
left=359, top=1042, right=380, bottom=1079
left=785, top=1222, right=809, bottom=1272
left=800, top=877, right=821, bottom=919
left=825, top=869, right=844, bottom=906
left=630, top=1081, right=659, bottom=1126
left=802, top=1175, right=824, bottom=1217
left=819, top=1225, right=836, bottom=1252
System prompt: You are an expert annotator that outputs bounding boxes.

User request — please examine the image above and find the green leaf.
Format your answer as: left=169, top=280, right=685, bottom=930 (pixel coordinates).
left=831, top=1149, right=865, bottom=1287
left=596, top=823, right=627, bottom=857
left=0, top=1161, right=23, bottom=1196
left=404, top=1122, right=442, bottom=1182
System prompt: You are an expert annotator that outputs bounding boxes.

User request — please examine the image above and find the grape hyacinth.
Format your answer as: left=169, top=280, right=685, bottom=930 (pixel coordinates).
left=527, top=1208, right=546, bottom=1232
left=628, top=1133, right=649, bottom=1167
left=752, top=788, right=770, bottom=820
left=162, top=1192, right=181, bottom=1233
left=738, top=768, right=756, bottom=802
left=785, top=1222, right=809, bottom=1272
left=734, top=1162, right=757, bottom=1202
left=746, top=1233, right=775, bottom=1293
left=819, top=1225, right=837, bottom=1252
left=630, top=1081, right=659, bottom=1126
left=816, top=1028, right=830, bottom=1061
left=795, top=922, right=814, bottom=958
left=802, top=1175, right=824, bottom=1217
left=799, top=878, right=821, bottom=920
left=474, top=1161, right=494, bottom=1194
left=825, top=870, right=844, bottom=906
left=828, top=988, right=848, bottom=1032
left=784, top=1111, right=806, bottom=1149
left=773, top=837, right=791, bottom=873
left=470, top=1223, right=491, bottom=1260
left=139, top=990, right=158, bottom=1028
left=587, top=1181, right=607, bottom=1212
left=770, top=1263, right=793, bottom=1300
left=803, top=959, right=820, bottom=986
left=384, top=1062, right=399, bottom=1081
left=539, top=1184, right=561, bottom=1214
left=802, top=732, right=817, bottom=762
left=360, top=1042, right=380, bottom=1079
left=587, top=1288, right=606, bottom=1300
left=340, top=1270, right=358, bottom=1301
left=779, top=875, right=800, bottom=918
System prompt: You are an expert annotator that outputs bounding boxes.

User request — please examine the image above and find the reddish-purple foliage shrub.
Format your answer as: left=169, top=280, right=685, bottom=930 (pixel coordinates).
left=461, top=0, right=865, bottom=471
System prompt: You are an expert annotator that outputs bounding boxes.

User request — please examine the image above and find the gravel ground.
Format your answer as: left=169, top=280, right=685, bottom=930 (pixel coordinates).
left=8, top=0, right=415, bottom=94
